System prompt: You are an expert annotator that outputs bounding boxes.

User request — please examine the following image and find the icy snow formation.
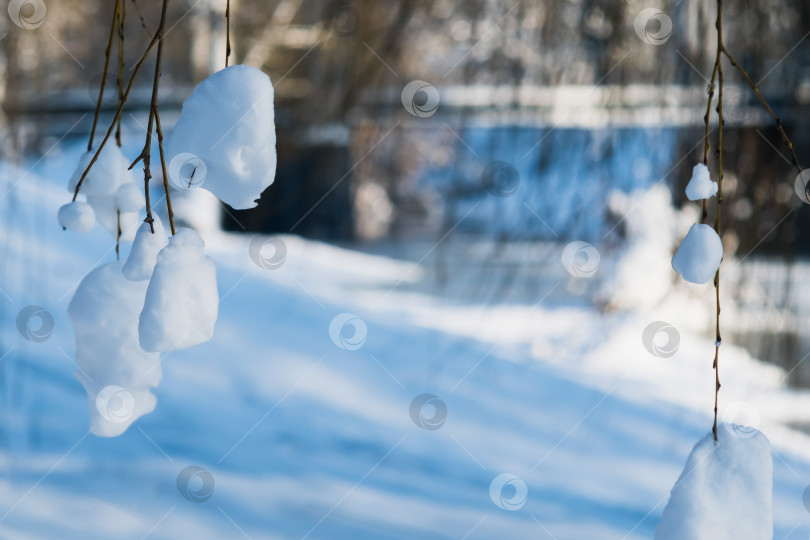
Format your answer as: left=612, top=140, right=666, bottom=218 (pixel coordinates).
left=655, top=423, right=772, bottom=540
left=123, top=215, right=168, bottom=282
left=86, top=193, right=141, bottom=242
left=685, top=163, right=718, bottom=201
left=166, top=64, right=277, bottom=209
left=602, top=185, right=680, bottom=311
left=67, top=144, right=143, bottom=241
left=68, top=144, right=134, bottom=196
left=672, top=223, right=723, bottom=284
left=139, top=228, right=218, bottom=352
left=68, top=261, right=161, bottom=437
left=114, top=182, right=145, bottom=212
left=57, top=201, right=95, bottom=233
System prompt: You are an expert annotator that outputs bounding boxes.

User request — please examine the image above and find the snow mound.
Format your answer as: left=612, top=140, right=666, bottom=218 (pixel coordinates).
left=68, top=144, right=135, bottom=196
left=85, top=194, right=140, bottom=242
left=67, top=261, right=161, bottom=437
left=166, top=64, right=277, bottom=209
left=114, top=182, right=145, bottom=212
left=139, top=228, right=218, bottom=352
left=123, top=215, right=168, bottom=282
left=602, top=185, right=679, bottom=311
left=672, top=223, right=723, bottom=284
left=685, top=163, right=718, bottom=201
left=58, top=201, right=95, bottom=233
left=66, top=145, right=144, bottom=241
left=655, top=423, right=772, bottom=540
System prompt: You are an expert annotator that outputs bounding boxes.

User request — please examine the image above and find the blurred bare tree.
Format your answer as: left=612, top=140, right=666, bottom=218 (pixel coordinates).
left=2, top=0, right=809, bottom=249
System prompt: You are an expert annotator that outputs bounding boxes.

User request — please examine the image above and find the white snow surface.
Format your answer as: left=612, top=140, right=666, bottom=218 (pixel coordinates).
left=5, top=148, right=810, bottom=539
left=86, top=193, right=141, bottom=242
left=67, top=261, right=161, bottom=437
left=672, top=223, right=723, bottom=284
left=123, top=215, right=168, bottom=282
left=66, top=144, right=144, bottom=241
left=114, top=182, right=145, bottom=213
left=166, top=65, right=277, bottom=209
left=685, top=163, right=718, bottom=201
left=138, top=228, right=218, bottom=352
left=68, top=144, right=135, bottom=197
left=655, top=423, right=772, bottom=539
left=57, top=201, right=95, bottom=233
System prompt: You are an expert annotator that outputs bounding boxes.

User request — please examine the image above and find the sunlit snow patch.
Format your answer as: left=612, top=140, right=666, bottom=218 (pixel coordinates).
left=655, top=423, right=772, bottom=540
left=166, top=64, right=277, bottom=209
left=139, top=228, right=218, bottom=352
left=672, top=223, right=723, bottom=284
left=68, top=261, right=161, bottom=437
left=685, top=163, right=717, bottom=201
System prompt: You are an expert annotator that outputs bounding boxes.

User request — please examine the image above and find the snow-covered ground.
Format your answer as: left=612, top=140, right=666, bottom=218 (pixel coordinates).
left=3, top=141, right=810, bottom=539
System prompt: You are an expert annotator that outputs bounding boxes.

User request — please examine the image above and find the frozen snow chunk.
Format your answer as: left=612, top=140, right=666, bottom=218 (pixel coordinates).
left=68, top=143, right=136, bottom=197
left=167, top=64, right=277, bottom=209
left=115, top=182, right=145, bottom=213
left=139, top=228, right=218, bottom=352
left=86, top=194, right=140, bottom=242
left=58, top=200, right=95, bottom=233
left=654, top=424, right=772, bottom=540
left=68, top=261, right=161, bottom=437
left=672, top=223, right=723, bottom=284
left=123, top=215, right=168, bottom=282
left=685, top=163, right=717, bottom=201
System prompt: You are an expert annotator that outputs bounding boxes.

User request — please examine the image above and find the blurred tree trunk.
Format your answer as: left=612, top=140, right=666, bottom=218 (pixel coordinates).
left=0, top=15, right=20, bottom=159
left=190, top=0, right=229, bottom=80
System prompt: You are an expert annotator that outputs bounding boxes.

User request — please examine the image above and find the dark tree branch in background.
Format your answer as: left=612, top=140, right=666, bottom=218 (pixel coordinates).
left=721, top=46, right=803, bottom=178
left=130, top=0, right=152, bottom=35
left=88, top=0, right=120, bottom=151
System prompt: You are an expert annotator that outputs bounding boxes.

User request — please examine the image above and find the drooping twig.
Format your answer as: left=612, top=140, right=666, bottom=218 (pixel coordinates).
left=701, top=61, right=720, bottom=225
left=88, top=0, right=120, bottom=151
left=72, top=17, right=162, bottom=201
left=226, top=0, right=232, bottom=67
left=115, top=0, right=126, bottom=257
left=130, top=0, right=152, bottom=35
left=699, top=0, right=806, bottom=441
left=133, top=0, right=171, bottom=233
left=116, top=210, right=122, bottom=260
left=115, top=0, right=125, bottom=147
left=154, top=109, right=176, bottom=235
left=711, top=0, right=724, bottom=443
left=721, top=46, right=803, bottom=177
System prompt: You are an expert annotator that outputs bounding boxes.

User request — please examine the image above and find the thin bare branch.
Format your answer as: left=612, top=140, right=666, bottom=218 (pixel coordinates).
left=701, top=62, right=720, bottom=225
left=89, top=0, right=120, bottom=151
left=116, top=210, right=122, bottom=260
left=155, top=109, right=176, bottom=235
left=116, top=0, right=126, bottom=147
left=138, top=0, right=171, bottom=233
left=130, top=0, right=152, bottom=34
left=226, top=0, right=232, bottom=67
left=712, top=0, right=724, bottom=443
left=721, top=45, right=803, bottom=176
left=72, top=17, right=162, bottom=201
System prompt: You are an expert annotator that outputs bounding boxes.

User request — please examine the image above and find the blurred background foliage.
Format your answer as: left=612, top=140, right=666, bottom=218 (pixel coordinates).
left=1, top=0, right=809, bottom=247
left=3, top=0, right=810, bottom=380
